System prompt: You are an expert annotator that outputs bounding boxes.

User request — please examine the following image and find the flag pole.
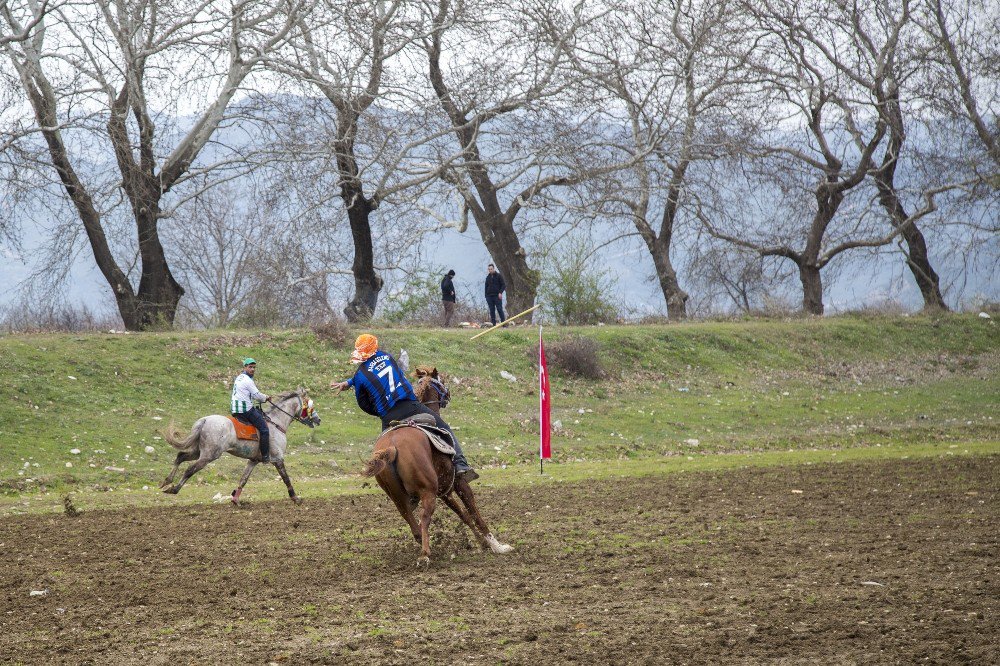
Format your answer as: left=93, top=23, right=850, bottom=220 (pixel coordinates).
left=539, top=324, right=544, bottom=475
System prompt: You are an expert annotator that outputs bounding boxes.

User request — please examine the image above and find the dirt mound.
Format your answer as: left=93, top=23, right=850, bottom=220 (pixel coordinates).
left=1, top=456, right=997, bottom=664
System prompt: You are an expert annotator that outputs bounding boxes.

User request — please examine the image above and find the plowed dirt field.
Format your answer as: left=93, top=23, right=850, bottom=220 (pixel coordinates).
left=2, top=455, right=997, bottom=664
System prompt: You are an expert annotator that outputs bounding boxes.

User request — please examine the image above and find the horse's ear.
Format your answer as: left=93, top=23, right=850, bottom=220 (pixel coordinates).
left=431, top=367, right=439, bottom=378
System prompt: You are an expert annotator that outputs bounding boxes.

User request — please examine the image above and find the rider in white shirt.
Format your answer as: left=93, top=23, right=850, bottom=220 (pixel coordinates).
left=231, top=358, right=271, bottom=462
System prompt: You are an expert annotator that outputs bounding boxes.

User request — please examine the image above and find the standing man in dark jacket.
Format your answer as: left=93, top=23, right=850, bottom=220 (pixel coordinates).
left=484, top=263, right=506, bottom=326
left=440, top=269, right=457, bottom=327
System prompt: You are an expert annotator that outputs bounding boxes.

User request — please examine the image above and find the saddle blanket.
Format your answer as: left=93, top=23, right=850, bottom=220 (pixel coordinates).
left=384, top=414, right=456, bottom=455
left=228, top=416, right=260, bottom=441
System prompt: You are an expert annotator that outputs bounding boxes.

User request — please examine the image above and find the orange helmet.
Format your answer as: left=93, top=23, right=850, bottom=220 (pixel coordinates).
left=350, top=334, right=379, bottom=363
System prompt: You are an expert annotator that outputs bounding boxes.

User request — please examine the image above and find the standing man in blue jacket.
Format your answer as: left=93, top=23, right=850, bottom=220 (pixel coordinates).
left=484, top=263, right=506, bottom=326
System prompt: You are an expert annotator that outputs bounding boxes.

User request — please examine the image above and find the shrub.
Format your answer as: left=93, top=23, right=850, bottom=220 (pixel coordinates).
left=378, top=272, right=487, bottom=326
left=538, top=238, right=619, bottom=325
left=0, top=296, right=122, bottom=333
left=311, top=317, right=351, bottom=346
left=379, top=272, right=442, bottom=325
left=532, top=335, right=604, bottom=379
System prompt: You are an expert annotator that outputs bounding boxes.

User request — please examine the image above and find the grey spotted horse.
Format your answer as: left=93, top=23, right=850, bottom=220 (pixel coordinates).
left=161, top=389, right=320, bottom=504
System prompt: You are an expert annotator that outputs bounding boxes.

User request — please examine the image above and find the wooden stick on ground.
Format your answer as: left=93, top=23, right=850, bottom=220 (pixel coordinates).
left=470, top=303, right=542, bottom=340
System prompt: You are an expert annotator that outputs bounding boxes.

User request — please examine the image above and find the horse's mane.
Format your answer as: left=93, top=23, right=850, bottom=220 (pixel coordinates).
left=271, top=389, right=305, bottom=405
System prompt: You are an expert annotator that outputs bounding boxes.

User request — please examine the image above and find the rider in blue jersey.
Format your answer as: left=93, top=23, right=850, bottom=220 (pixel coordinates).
left=331, top=334, right=478, bottom=481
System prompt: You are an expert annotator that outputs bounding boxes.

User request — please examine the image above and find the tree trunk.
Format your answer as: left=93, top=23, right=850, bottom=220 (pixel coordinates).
left=127, top=206, right=185, bottom=329
left=340, top=181, right=382, bottom=322
left=472, top=211, right=539, bottom=320
left=875, top=183, right=948, bottom=311
left=798, top=262, right=824, bottom=315
left=798, top=186, right=841, bottom=317
left=648, top=237, right=688, bottom=320
left=872, top=109, right=948, bottom=311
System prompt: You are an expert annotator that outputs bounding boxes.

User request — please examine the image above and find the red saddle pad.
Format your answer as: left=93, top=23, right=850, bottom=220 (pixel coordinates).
left=228, top=416, right=260, bottom=441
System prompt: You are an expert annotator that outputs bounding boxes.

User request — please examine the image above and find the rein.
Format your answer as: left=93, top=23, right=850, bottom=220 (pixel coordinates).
left=265, top=398, right=312, bottom=429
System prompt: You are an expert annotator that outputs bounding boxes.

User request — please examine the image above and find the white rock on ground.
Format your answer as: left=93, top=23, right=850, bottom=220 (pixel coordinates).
left=500, top=370, right=517, bottom=382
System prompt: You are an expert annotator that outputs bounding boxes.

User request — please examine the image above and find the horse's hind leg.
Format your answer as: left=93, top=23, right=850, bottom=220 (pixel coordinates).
left=416, top=490, right=437, bottom=566
left=163, top=453, right=216, bottom=495
left=160, top=450, right=198, bottom=489
left=231, top=460, right=257, bottom=505
left=442, top=493, right=490, bottom=550
left=455, top=478, right=513, bottom=554
left=274, top=461, right=302, bottom=505
left=378, top=476, right=421, bottom=543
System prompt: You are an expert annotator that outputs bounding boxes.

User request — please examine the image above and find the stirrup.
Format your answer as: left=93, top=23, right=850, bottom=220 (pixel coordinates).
left=457, top=469, right=480, bottom=482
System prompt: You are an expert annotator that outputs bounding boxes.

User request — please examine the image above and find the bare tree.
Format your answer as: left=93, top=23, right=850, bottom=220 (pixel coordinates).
left=567, top=0, right=766, bottom=320
left=919, top=0, right=999, bottom=170
left=685, top=241, right=775, bottom=315
left=0, top=0, right=303, bottom=329
left=701, top=0, right=898, bottom=315
left=860, top=2, right=948, bottom=309
left=165, top=182, right=272, bottom=327
left=424, top=0, right=640, bottom=318
left=264, top=0, right=459, bottom=321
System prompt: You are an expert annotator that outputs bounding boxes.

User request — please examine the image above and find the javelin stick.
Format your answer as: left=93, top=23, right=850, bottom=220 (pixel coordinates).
left=470, top=303, right=542, bottom=340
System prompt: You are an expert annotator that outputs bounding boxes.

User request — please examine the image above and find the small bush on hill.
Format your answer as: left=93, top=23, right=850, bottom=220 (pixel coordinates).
left=538, top=238, right=619, bottom=325
left=0, top=295, right=122, bottom=333
left=531, top=336, right=604, bottom=379
left=311, top=317, right=351, bottom=346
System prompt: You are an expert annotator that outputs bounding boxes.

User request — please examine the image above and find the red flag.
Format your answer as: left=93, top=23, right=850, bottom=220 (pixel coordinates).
left=539, top=327, right=551, bottom=460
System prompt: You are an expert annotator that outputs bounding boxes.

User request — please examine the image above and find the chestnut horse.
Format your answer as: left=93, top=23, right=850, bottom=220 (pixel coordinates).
left=363, top=368, right=512, bottom=565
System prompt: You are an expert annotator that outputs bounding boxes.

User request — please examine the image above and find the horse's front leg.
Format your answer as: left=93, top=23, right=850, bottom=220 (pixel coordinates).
left=442, top=493, right=490, bottom=550
left=273, top=460, right=302, bottom=505
left=231, top=460, right=257, bottom=505
left=454, top=478, right=513, bottom=554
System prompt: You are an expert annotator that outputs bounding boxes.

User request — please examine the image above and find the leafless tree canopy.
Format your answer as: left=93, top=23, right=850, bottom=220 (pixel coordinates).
left=0, top=0, right=995, bottom=327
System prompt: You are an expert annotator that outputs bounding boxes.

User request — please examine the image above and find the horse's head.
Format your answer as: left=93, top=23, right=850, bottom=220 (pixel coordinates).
left=274, top=388, right=321, bottom=428
left=413, top=367, right=450, bottom=412
left=414, top=365, right=439, bottom=380
left=296, top=389, right=321, bottom=428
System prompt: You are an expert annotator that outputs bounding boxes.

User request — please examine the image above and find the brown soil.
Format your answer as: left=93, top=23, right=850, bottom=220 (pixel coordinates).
left=2, top=456, right=997, bottom=665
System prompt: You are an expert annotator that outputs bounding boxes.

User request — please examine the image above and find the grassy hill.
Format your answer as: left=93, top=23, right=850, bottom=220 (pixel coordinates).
left=1, top=314, right=996, bottom=512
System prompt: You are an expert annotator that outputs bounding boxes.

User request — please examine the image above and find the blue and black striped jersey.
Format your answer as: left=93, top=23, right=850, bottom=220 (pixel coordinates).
left=346, top=350, right=417, bottom=417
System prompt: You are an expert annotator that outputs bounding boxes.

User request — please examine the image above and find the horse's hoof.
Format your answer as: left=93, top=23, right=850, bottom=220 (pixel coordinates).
left=291, top=496, right=303, bottom=505
left=416, top=556, right=430, bottom=567
left=485, top=534, right=513, bottom=554
left=162, top=487, right=179, bottom=495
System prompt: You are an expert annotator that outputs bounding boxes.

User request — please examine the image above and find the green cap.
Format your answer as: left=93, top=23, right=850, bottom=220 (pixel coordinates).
left=243, top=358, right=257, bottom=366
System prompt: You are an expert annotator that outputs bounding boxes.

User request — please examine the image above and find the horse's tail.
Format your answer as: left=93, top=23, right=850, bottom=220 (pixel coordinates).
left=163, top=418, right=205, bottom=452
left=363, top=446, right=398, bottom=477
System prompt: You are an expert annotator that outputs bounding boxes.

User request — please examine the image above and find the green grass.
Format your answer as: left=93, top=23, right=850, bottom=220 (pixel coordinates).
left=0, top=313, right=996, bottom=512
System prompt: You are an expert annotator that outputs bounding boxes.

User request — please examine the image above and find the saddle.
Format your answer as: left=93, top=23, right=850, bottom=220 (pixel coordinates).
left=228, top=416, right=260, bottom=441
left=384, top=414, right=456, bottom=455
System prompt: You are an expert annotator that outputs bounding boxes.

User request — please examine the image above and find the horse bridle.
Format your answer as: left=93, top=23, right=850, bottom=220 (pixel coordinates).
left=265, top=397, right=315, bottom=428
